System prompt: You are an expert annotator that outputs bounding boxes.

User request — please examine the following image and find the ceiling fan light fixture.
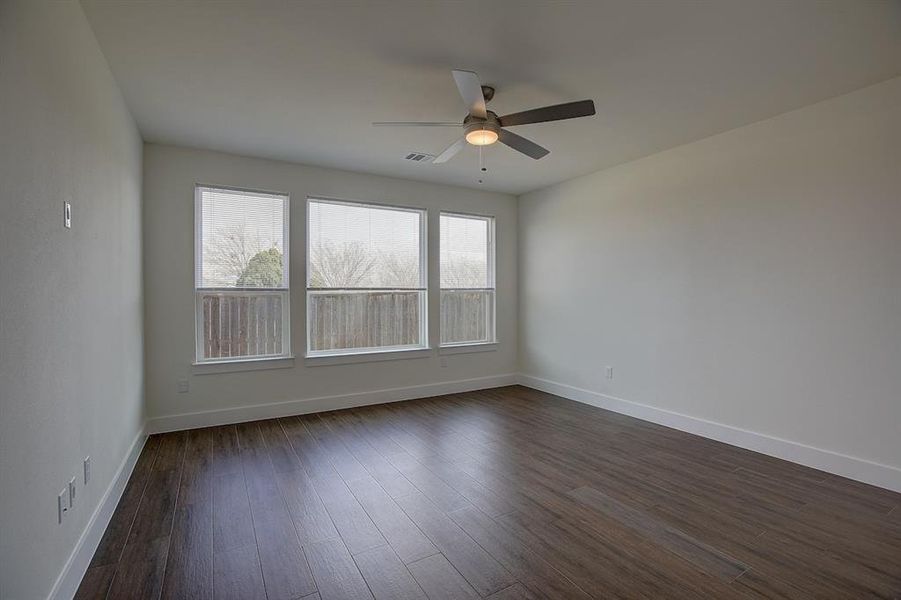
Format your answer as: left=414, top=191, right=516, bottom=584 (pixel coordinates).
left=374, top=69, right=595, bottom=162
left=465, top=128, right=498, bottom=146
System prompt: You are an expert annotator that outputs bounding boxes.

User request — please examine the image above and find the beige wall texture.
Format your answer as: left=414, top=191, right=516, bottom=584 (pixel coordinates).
left=0, top=2, right=145, bottom=598
left=519, top=77, right=901, bottom=474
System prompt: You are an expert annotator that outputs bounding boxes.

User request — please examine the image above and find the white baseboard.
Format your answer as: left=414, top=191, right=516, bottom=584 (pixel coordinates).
left=147, top=373, right=519, bottom=434
left=518, top=374, right=901, bottom=494
left=48, top=426, right=148, bottom=600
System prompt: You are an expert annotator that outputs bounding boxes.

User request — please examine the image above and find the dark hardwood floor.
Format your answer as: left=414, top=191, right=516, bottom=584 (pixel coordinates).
left=76, top=385, right=901, bottom=599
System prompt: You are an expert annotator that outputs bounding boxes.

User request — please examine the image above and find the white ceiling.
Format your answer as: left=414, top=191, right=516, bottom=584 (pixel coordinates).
left=81, top=0, right=901, bottom=194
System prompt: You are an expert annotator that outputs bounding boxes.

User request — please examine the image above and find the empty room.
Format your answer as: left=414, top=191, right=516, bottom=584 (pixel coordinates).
left=2, top=1, right=901, bottom=598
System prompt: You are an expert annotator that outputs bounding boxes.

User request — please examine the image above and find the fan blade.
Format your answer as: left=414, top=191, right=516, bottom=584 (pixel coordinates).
left=372, top=121, right=462, bottom=127
left=452, top=70, right=488, bottom=120
left=433, top=138, right=466, bottom=163
left=498, top=99, right=595, bottom=127
left=498, top=129, right=549, bottom=159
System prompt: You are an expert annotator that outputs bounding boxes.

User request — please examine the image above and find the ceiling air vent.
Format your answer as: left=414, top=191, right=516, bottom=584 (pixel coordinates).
left=404, top=152, right=435, bottom=163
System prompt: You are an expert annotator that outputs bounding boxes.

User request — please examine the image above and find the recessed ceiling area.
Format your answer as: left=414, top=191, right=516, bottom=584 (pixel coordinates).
left=80, top=0, right=901, bottom=194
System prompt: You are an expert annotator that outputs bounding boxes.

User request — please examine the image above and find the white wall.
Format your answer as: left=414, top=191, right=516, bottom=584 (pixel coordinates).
left=0, top=2, right=144, bottom=598
left=143, top=144, right=517, bottom=426
left=519, top=77, right=901, bottom=484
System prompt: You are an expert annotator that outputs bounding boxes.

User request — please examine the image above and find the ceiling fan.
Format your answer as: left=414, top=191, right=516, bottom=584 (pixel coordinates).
left=373, top=69, right=596, bottom=163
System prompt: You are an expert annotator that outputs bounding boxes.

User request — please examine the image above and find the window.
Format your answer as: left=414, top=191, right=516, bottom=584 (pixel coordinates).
left=194, top=185, right=290, bottom=363
left=440, top=212, right=495, bottom=345
left=306, top=198, right=427, bottom=356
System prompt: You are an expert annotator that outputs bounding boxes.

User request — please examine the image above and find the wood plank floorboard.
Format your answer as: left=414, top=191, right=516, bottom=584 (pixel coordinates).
left=486, top=583, right=538, bottom=599
left=407, top=553, right=481, bottom=600
left=78, top=385, right=901, bottom=599
left=235, top=422, right=318, bottom=599
left=213, top=543, right=266, bottom=600
left=345, top=475, right=438, bottom=564
left=352, top=545, right=428, bottom=600
left=305, top=538, right=374, bottom=600
left=160, top=428, right=214, bottom=600
left=394, top=488, right=515, bottom=595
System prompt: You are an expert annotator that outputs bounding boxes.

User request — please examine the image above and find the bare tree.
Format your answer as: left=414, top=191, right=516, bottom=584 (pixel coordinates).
left=379, top=250, right=420, bottom=288
left=204, top=224, right=272, bottom=286
left=441, top=256, right=487, bottom=288
left=309, top=241, right=377, bottom=287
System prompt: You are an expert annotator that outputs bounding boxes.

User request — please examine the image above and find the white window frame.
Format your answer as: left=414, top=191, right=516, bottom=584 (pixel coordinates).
left=439, top=211, right=497, bottom=347
left=305, top=197, right=429, bottom=358
left=194, top=184, right=291, bottom=364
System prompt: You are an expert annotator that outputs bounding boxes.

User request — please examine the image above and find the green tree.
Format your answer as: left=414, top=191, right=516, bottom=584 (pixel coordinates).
left=236, top=247, right=283, bottom=287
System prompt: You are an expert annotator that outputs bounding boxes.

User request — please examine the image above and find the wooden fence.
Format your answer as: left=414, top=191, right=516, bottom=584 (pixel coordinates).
left=440, top=290, right=492, bottom=345
left=200, top=292, right=284, bottom=359
left=308, top=291, right=422, bottom=351
left=199, top=289, right=492, bottom=358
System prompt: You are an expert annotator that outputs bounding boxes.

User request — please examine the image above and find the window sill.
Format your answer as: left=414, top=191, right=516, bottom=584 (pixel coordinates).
left=192, top=356, right=295, bottom=375
left=439, top=342, right=498, bottom=355
left=305, top=346, right=432, bottom=367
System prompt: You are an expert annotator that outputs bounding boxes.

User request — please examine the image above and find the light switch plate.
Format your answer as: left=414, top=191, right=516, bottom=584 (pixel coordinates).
left=68, top=478, right=77, bottom=506
left=64, top=201, right=71, bottom=229
left=84, top=456, right=91, bottom=485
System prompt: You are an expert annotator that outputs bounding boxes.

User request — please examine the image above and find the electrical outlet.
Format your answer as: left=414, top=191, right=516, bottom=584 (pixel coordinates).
left=84, top=456, right=91, bottom=485
left=58, top=488, right=69, bottom=523
left=176, top=378, right=189, bottom=393
left=68, top=478, right=77, bottom=507
left=605, top=366, right=614, bottom=380
left=440, top=356, right=448, bottom=368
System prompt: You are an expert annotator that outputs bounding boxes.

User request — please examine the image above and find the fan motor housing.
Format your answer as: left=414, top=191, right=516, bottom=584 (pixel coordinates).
left=463, top=110, right=501, bottom=136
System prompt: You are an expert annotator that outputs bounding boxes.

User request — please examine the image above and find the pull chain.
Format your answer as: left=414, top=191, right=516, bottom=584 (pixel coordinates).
left=478, top=143, right=483, bottom=184
left=478, top=141, right=487, bottom=184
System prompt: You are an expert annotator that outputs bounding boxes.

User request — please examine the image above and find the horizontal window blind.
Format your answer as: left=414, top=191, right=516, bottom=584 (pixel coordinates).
left=440, top=213, right=490, bottom=288
left=308, top=199, right=423, bottom=289
left=197, top=186, right=288, bottom=289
